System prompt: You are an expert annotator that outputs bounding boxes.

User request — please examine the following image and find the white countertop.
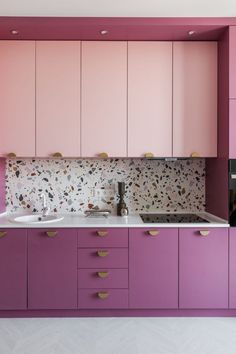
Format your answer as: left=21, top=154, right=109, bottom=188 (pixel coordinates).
left=0, top=211, right=229, bottom=228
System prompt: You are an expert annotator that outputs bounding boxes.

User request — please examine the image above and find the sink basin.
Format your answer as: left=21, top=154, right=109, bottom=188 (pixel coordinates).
left=12, top=214, right=64, bottom=224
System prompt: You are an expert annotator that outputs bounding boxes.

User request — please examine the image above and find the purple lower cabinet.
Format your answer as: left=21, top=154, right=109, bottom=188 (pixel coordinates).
left=229, top=228, right=236, bottom=308
left=78, top=289, right=128, bottom=309
left=129, top=228, right=178, bottom=309
left=28, top=229, right=77, bottom=310
left=179, top=228, right=228, bottom=309
left=78, top=269, right=128, bottom=289
left=0, top=229, right=27, bottom=310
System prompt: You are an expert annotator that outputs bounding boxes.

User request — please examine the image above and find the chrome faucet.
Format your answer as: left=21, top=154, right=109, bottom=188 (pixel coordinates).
left=40, top=193, right=50, bottom=217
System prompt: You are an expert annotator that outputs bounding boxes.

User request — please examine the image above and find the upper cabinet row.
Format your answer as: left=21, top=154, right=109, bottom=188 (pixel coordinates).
left=0, top=41, right=217, bottom=158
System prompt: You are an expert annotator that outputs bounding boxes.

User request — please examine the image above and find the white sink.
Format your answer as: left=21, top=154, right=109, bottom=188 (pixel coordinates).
left=12, top=214, right=64, bottom=224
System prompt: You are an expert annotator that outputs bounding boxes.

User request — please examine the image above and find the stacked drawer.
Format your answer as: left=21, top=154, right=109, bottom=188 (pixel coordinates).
left=77, top=228, right=129, bottom=309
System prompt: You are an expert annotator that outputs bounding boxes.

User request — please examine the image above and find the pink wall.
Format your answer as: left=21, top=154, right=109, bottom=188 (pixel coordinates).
left=0, top=159, right=5, bottom=213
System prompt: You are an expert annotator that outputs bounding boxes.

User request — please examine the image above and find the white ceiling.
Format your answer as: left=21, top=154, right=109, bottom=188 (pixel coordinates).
left=0, top=0, right=236, bottom=17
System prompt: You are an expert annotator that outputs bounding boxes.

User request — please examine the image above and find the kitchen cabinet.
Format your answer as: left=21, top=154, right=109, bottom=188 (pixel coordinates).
left=36, top=41, right=80, bottom=157
left=129, top=228, right=178, bottom=309
left=229, top=26, right=236, bottom=99
left=0, top=41, right=35, bottom=157
left=229, top=100, right=236, bottom=158
left=179, top=228, right=228, bottom=309
left=28, top=229, right=77, bottom=309
left=128, top=42, right=172, bottom=157
left=81, top=41, right=127, bottom=157
left=0, top=229, right=27, bottom=310
left=173, top=42, right=218, bottom=157
left=229, top=228, right=236, bottom=308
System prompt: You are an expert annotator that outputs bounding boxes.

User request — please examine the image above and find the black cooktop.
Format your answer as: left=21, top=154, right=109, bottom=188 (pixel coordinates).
left=140, top=213, right=210, bottom=224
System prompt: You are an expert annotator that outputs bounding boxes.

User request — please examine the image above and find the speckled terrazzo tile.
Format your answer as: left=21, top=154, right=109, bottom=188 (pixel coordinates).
left=5, top=158, right=205, bottom=214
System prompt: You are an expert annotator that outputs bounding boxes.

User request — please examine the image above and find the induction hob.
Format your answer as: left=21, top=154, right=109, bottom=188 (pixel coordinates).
left=140, top=213, right=210, bottom=224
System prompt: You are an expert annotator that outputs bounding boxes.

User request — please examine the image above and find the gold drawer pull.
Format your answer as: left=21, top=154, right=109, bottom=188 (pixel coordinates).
left=97, top=250, right=109, bottom=257
left=46, top=231, right=58, bottom=237
left=99, top=152, right=108, bottom=158
left=190, top=152, right=200, bottom=158
left=97, top=230, right=108, bottom=237
left=97, top=271, right=109, bottom=278
left=199, top=230, right=210, bottom=237
left=97, top=291, right=109, bottom=299
left=7, top=152, right=16, bottom=158
left=0, top=231, right=7, bottom=238
left=148, top=230, right=160, bottom=236
left=144, top=152, right=154, bottom=158
left=52, top=152, right=63, bottom=158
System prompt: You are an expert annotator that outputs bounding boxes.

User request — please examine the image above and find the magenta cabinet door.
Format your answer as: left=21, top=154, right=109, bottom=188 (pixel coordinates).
left=229, top=26, right=236, bottom=99
left=129, top=228, right=178, bottom=309
left=229, top=228, right=236, bottom=308
left=78, top=228, right=128, bottom=248
left=28, top=229, right=77, bottom=309
left=179, top=228, right=228, bottom=309
left=173, top=42, right=217, bottom=157
left=229, top=100, right=236, bottom=158
left=0, top=41, right=35, bottom=157
left=128, top=42, right=172, bottom=157
left=78, top=289, right=128, bottom=309
left=0, top=229, right=27, bottom=310
left=81, top=41, right=127, bottom=157
left=36, top=41, right=80, bottom=157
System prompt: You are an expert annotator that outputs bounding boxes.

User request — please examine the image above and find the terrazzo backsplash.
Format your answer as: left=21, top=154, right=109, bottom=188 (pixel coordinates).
left=5, top=158, right=205, bottom=214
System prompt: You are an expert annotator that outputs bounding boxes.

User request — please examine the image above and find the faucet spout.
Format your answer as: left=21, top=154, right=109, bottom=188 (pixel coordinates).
left=40, top=193, right=50, bottom=217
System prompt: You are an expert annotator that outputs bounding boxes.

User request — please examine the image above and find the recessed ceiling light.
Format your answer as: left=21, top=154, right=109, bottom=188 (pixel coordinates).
left=188, top=30, right=197, bottom=36
left=10, top=29, right=19, bottom=35
left=100, top=30, right=109, bottom=35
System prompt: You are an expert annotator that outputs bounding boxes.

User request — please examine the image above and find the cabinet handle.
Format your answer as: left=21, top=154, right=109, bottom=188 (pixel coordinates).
left=97, top=230, right=108, bottom=237
left=99, top=152, right=108, bottom=158
left=52, top=152, right=63, bottom=158
left=97, top=250, right=109, bottom=257
left=144, top=152, right=154, bottom=158
left=97, top=291, right=109, bottom=299
left=46, top=231, right=58, bottom=237
left=7, top=152, right=16, bottom=158
left=97, top=271, right=109, bottom=278
left=147, top=230, right=160, bottom=236
left=0, top=231, right=7, bottom=238
left=199, top=230, right=210, bottom=237
left=190, top=152, right=200, bottom=158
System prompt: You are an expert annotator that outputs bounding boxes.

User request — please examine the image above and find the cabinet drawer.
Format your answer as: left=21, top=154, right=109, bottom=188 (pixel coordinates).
left=78, top=248, right=128, bottom=268
left=78, top=269, right=128, bottom=289
left=78, top=289, right=128, bottom=309
left=78, top=228, right=128, bottom=248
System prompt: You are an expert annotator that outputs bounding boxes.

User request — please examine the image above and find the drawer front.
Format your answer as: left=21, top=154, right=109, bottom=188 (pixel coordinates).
left=78, top=228, right=128, bottom=248
left=78, top=289, right=129, bottom=309
left=78, top=269, right=128, bottom=289
left=78, top=248, right=128, bottom=268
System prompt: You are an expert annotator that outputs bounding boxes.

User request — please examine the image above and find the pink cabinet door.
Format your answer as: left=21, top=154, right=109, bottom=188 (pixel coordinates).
left=179, top=228, right=228, bottom=309
left=36, top=41, right=80, bottom=157
left=0, top=41, right=35, bottom=157
left=229, top=100, right=236, bottom=158
left=229, top=26, right=236, bottom=99
left=229, top=228, right=236, bottom=308
left=81, top=42, right=127, bottom=157
left=173, top=42, right=217, bottom=157
left=0, top=229, right=27, bottom=310
left=128, top=42, right=172, bottom=157
left=28, top=229, right=77, bottom=309
left=129, top=228, right=178, bottom=309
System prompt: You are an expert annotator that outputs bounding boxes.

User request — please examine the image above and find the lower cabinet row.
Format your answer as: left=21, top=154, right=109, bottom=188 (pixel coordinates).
left=0, top=227, right=235, bottom=310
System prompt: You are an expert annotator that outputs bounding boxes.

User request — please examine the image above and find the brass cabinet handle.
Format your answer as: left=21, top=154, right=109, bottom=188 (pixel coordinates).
left=144, top=152, right=154, bottom=158
left=99, top=152, right=108, bottom=158
left=190, top=152, right=200, bottom=158
left=199, top=230, right=210, bottom=237
left=7, top=152, right=16, bottom=158
left=97, top=230, right=108, bottom=237
left=97, top=291, right=109, bottom=299
left=52, top=152, right=63, bottom=158
left=46, top=231, right=58, bottom=237
left=147, top=230, right=160, bottom=236
left=97, top=271, right=109, bottom=278
left=97, top=250, right=109, bottom=257
left=0, top=231, right=7, bottom=238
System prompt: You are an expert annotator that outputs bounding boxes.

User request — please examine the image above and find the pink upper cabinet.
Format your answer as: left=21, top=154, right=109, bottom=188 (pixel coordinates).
left=36, top=41, right=80, bottom=157
left=229, top=26, right=236, bottom=99
left=81, top=41, right=127, bottom=158
left=173, top=42, right=218, bottom=158
left=0, top=41, right=35, bottom=157
left=128, top=42, right=172, bottom=157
